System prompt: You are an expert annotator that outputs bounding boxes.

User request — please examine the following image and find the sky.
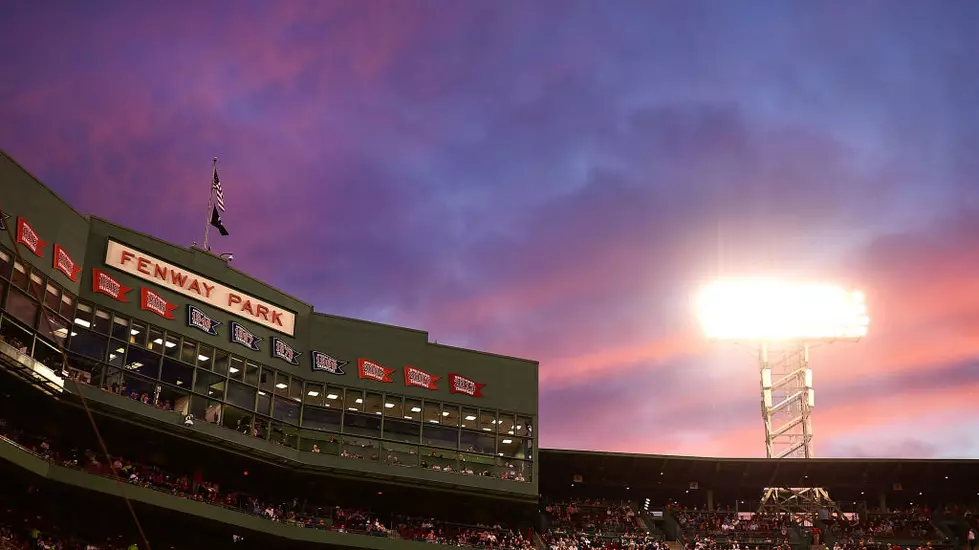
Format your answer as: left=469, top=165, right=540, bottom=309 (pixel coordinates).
left=2, top=1, right=979, bottom=459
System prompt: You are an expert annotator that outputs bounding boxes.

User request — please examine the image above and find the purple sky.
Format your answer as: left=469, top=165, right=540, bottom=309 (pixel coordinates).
left=3, top=1, right=979, bottom=458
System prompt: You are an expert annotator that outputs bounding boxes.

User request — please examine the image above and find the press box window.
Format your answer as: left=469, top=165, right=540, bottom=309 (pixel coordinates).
left=10, top=262, right=27, bottom=289
left=43, top=283, right=60, bottom=310
left=0, top=248, right=11, bottom=278
left=110, top=315, right=130, bottom=340
left=28, top=271, right=43, bottom=299
left=58, top=290, right=75, bottom=318
left=92, top=309, right=112, bottom=334
left=73, top=302, right=95, bottom=329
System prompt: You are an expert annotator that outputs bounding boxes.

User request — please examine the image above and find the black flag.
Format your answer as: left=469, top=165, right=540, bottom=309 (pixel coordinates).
left=210, top=206, right=229, bottom=236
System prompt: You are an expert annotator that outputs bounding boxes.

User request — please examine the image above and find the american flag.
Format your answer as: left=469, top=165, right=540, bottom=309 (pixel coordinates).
left=212, top=164, right=225, bottom=212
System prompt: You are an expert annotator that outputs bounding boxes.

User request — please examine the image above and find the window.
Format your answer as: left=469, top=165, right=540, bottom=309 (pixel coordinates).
left=289, top=377, right=302, bottom=401
left=124, top=345, right=161, bottom=379
left=92, top=309, right=111, bottom=334
left=383, top=396, right=403, bottom=418
left=43, top=283, right=60, bottom=310
left=107, top=341, right=126, bottom=367
left=38, top=311, right=69, bottom=345
left=259, top=367, right=276, bottom=393
left=461, top=407, right=478, bottom=430
left=197, top=344, right=213, bottom=369
left=243, top=361, right=259, bottom=386
left=67, top=328, right=107, bottom=361
left=189, top=395, right=222, bottom=424
left=423, top=401, right=441, bottom=424
left=180, top=338, right=198, bottom=364
left=110, top=315, right=130, bottom=341
left=460, top=430, right=495, bottom=455
left=58, top=290, right=75, bottom=318
left=146, top=326, right=164, bottom=352
left=323, top=386, right=342, bottom=408
left=11, top=262, right=27, bottom=289
left=226, top=381, right=256, bottom=410
left=129, top=320, right=146, bottom=347
left=305, top=383, right=324, bottom=407
left=272, top=372, right=289, bottom=397
left=194, top=370, right=226, bottom=400
left=161, top=357, right=193, bottom=387
left=479, top=410, right=497, bottom=432
left=6, top=288, right=39, bottom=328
left=383, top=419, right=420, bottom=443
left=73, top=302, right=94, bottom=328
left=442, top=404, right=460, bottom=427
left=344, top=389, right=363, bottom=412
left=0, top=317, right=33, bottom=354
left=497, top=413, right=515, bottom=435
left=301, top=405, right=341, bottom=432
left=364, top=393, right=383, bottom=417
left=220, top=405, right=253, bottom=435
left=404, top=398, right=422, bottom=421
left=257, top=389, right=271, bottom=415
left=422, top=423, right=459, bottom=450
left=228, top=356, right=245, bottom=381
left=163, top=334, right=180, bottom=358
left=343, top=410, right=381, bottom=438
left=0, top=248, right=11, bottom=279
left=32, top=337, right=62, bottom=371
left=515, top=416, right=532, bottom=437
left=212, top=348, right=229, bottom=375
left=28, top=271, right=43, bottom=301
left=272, top=397, right=300, bottom=424
left=158, top=385, right=190, bottom=415
left=499, top=436, right=531, bottom=459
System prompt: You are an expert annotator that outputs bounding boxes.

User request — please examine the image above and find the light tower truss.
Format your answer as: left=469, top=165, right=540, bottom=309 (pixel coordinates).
left=756, top=341, right=842, bottom=519
left=759, top=342, right=813, bottom=459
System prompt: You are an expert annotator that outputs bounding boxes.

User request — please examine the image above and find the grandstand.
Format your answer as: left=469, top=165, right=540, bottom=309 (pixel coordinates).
left=1, top=148, right=978, bottom=550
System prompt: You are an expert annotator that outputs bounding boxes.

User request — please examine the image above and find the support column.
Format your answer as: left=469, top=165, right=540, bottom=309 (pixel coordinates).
left=878, top=492, right=886, bottom=512
left=707, top=489, right=714, bottom=511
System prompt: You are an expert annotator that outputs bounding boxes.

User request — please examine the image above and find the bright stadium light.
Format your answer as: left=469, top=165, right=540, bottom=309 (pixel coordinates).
left=696, top=277, right=870, bottom=519
left=697, top=279, right=870, bottom=341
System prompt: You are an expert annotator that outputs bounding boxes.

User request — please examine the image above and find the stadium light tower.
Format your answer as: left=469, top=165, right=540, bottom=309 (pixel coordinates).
left=696, top=279, right=870, bottom=518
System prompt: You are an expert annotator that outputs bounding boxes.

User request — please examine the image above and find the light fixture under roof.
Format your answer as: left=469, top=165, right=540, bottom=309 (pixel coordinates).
left=326, top=393, right=338, bottom=400
left=73, top=318, right=91, bottom=328
left=384, top=402, right=395, bottom=408
left=442, top=411, right=450, bottom=417
left=355, top=398, right=363, bottom=404
left=464, top=415, right=477, bottom=421
left=198, top=355, right=210, bottom=362
left=229, top=367, right=240, bottom=374
left=275, top=383, right=287, bottom=389
left=410, top=406, right=421, bottom=413
left=307, top=391, right=320, bottom=397
left=502, top=439, right=512, bottom=444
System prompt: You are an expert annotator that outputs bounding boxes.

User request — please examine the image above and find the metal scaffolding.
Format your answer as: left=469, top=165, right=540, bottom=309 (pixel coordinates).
left=756, top=342, right=841, bottom=519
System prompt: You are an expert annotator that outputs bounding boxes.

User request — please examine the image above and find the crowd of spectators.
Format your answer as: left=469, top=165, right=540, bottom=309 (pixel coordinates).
left=673, top=510, right=791, bottom=537
left=541, top=500, right=660, bottom=550
left=825, top=509, right=937, bottom=541
left=0, top=418, right=529, bottom=549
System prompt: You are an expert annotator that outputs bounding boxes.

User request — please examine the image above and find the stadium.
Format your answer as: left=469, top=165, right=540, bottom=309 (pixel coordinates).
left=1, top=146, right=977, bottom=550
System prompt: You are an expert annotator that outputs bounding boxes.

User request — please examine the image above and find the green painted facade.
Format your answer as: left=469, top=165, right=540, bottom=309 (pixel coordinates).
left=0, top=149, right=538, bottom=497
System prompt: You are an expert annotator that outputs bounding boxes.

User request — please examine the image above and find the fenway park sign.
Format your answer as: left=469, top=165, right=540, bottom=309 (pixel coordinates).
left=105, top=240, right=295, bottom=336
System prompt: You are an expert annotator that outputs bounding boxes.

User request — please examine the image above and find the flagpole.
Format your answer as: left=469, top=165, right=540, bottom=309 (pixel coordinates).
left=202, top=157, right=216, bottom=251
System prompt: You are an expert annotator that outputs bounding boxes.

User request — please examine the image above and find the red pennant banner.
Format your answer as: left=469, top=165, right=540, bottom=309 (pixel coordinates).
left=16, top=217, right=47, bottom=257
left=53, top=244, right=82, bottom=282
left=140, top=287, right=178, bottom=320
left=404, top=366, right=440, bottom=390
left=449, top=373, right=485, bottom=398
left=357, top=358, right=395, bottom=383
left=91, top=269, right=132, bottom=302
